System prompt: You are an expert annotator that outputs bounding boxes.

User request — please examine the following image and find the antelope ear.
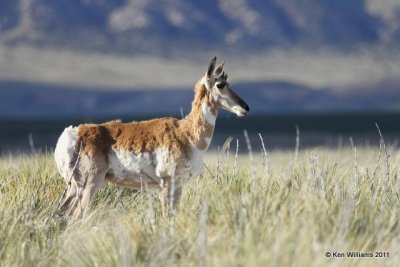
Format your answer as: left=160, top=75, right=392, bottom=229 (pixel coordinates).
left=214, top=61, right=225, bottom=76
left=207, top=56, right=217, bottom=78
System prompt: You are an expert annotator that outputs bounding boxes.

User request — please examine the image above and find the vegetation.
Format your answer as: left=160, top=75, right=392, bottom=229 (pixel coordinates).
left=0, top=140, right=399, bottom=266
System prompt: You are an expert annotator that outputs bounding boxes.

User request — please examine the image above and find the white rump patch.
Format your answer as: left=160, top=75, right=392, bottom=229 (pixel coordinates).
left=54, top=126, right=78, bottom=180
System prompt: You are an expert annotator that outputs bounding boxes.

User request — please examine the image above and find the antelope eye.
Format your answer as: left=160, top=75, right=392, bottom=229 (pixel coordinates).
left=216, top=82, right=225, bottom=89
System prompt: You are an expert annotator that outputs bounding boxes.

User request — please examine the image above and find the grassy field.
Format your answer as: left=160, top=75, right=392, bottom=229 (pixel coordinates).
left=1, top=142, right=400, bottom=266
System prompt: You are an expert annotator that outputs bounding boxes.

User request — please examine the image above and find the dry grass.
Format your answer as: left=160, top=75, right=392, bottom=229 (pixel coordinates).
left=1, top=142, right=400, bottom=266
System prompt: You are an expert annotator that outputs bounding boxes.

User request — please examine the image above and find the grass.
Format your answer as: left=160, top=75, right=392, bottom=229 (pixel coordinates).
left=1, top=141, right=400, bottom=266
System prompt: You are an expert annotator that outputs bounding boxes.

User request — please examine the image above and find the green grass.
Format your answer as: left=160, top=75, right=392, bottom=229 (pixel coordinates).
left=1, top=145, right=400, bottom=266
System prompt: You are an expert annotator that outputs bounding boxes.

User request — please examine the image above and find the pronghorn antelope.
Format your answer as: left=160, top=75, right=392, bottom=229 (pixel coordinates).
left=54, top=57, right=249, bottom=220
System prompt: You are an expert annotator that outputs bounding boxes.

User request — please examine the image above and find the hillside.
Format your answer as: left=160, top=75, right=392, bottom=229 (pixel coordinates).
left=1, top=0, right=399, bottom=53
left=1, top=0, right=400, bottom=117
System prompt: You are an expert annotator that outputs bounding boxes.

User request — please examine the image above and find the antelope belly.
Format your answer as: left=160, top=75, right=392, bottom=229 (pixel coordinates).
left=108, top=149, right=158, bottom=184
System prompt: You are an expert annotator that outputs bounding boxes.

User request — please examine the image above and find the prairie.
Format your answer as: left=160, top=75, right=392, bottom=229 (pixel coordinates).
left=0, top=141, right=399, bottom=266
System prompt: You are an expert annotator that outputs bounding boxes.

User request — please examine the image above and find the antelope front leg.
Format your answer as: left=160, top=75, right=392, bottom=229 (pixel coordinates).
left=159, top=177, right=182, bottom=218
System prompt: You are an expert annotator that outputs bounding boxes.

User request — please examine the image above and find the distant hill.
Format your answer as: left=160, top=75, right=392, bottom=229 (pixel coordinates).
left=1, top=0, right=398, bottom=53
left=1, top=1, right=400, bottom=118
left=1, top=80, right=400, bottom=118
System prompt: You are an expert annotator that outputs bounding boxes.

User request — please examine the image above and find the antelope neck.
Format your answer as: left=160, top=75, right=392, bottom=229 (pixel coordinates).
left=185, top=81, right=218, bottom=150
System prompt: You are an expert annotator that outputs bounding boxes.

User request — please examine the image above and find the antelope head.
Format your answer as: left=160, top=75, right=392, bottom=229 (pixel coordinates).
left=204, top=57, right=249, bottom=117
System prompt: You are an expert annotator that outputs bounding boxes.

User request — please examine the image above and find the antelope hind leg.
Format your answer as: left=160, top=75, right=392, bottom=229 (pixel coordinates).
left=67, top=171, right=106, bottom=220
left=57, top=179, right=78, bottom=217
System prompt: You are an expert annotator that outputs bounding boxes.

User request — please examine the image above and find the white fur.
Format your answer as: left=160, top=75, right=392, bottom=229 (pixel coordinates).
left=201, top=76, right=211, bottom=90
left=54, top=126, right=78, bottom=180
left=154, top=147, right=177, bottom=178
left=204, top=137, right=212, bottom=148
left=108, top=145, right=207, bottom=188
left=232, top=105, right=248, bottom=117
left=108, top=149, right=156, bottom=182
left=54, top=126, right=207, bottom=189
left=176, top=146, right=206, bottom=184
left=201, top=102, right=216, bottom=125
left=187, top=147, right=206, bottom=177
left=54, top=105, right=214, bottom=190
left=108, top=147, right=178, bottom=186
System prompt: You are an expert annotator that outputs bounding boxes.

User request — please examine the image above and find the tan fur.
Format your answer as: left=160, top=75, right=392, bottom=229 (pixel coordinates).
left=183, top=82, right=216, bottom=150
left=76, top=82, right=215, bottom=160
left=63, top=81, right=215, bottom=219
left=56, top=57, right=249, bottom=220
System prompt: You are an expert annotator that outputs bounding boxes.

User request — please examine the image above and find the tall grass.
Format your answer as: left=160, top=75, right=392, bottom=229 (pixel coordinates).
left=1, top=142, right=400, bottom=266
